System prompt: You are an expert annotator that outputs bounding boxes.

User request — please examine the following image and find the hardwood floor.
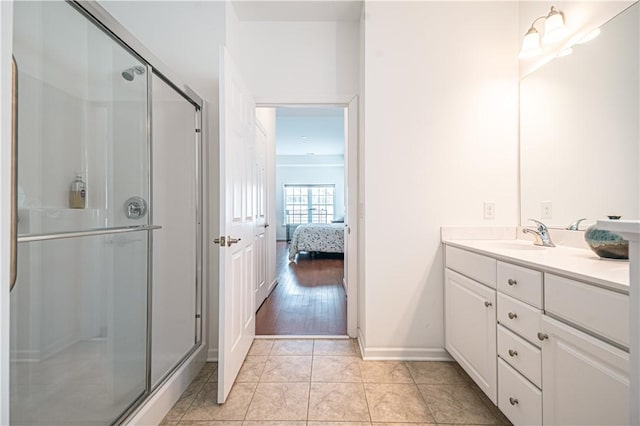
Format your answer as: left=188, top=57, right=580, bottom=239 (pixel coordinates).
left=256, top=241, right=346, bottom=335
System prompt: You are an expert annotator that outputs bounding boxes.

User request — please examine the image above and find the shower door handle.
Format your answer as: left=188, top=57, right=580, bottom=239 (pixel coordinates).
left=10, top=56, right=18, bottom=292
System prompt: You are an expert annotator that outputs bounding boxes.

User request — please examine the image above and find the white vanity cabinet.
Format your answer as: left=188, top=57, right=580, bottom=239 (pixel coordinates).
left=443, top=241, right=630, bottom=426
left=444, top=246, right=497, bottom=403
left=540, top=315, right=629, bottom=425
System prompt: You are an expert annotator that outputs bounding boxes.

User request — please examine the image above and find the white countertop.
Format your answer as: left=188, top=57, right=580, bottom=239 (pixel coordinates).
left=443, top=239, right=629, bottom=293
left=597, top=219, right=640, bottom=241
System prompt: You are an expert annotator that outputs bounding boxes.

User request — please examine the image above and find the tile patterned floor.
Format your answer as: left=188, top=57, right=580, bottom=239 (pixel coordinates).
left=161, top=339, right=511, bottom=426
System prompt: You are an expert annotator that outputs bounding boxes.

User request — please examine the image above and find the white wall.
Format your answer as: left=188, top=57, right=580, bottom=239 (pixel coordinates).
left=519, top=1, right=634, bottom=77
left=227, top=5, right=360, bottom=102
left=361, top=1, right=519, bottom=357
left=275, top=156, right=345, bottom=240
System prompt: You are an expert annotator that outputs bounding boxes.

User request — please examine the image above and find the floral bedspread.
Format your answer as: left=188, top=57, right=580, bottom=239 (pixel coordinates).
left=288, top=223, right=345, bottom=261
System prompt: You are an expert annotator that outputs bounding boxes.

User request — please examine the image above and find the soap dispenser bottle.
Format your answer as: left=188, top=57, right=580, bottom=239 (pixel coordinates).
left=69, top=173, right=86, bottom=209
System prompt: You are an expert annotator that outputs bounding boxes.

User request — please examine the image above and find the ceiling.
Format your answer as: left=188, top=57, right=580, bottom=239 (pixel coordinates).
left=274, top=107, right=345, bottom=156
left=232, top=1, right=363, bottom=21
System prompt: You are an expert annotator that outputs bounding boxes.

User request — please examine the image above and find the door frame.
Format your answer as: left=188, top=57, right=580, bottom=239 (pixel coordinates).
left=256, top=96, right=359, bottom=338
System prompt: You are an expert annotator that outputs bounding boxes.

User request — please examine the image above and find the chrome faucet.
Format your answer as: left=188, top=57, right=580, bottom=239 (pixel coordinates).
left=523, top=219, right=555, bottom=247
left=566, top=218, right=587, bottom=231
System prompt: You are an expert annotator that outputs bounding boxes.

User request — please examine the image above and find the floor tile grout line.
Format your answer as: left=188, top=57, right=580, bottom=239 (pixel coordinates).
left=361, top=377, right=374, bottom=423
left=173, top=365, right=210, bottom=424
left=306, top=339, right=315, bottom=421
left=240, top=380, right=259, bottom=423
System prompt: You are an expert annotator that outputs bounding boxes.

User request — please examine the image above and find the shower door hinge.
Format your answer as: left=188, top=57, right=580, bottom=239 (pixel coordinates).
left=195, top=128, right=201, bottom=133
left=195, top=314, right=201, bottom=318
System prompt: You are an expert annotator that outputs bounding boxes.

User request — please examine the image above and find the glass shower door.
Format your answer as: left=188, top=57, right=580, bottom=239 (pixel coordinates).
left=11, top=1, right=151, bottom=424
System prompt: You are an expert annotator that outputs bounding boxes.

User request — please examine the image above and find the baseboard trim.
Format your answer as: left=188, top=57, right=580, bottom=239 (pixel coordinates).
left=255, top=335, right=349, bottom=340
left=126, top=345, right=206, bottom=425
left=207, top=348, right=218, bottom=362
left=357, top=331, right=452, bottom=361
left=361, top=347, right=452, bottom=361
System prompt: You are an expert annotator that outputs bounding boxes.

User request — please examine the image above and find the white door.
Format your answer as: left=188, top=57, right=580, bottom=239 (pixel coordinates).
left=444, top=269, right=497, bottom=403
left=344, top=97, right=358, bottom=337
left=254, top=122, right=269, bottom=309
left=1, top=3, right=15, bottom=422
left=541, top=315, right=629, bottom=425
left=218, top=47, right=256, bottom=403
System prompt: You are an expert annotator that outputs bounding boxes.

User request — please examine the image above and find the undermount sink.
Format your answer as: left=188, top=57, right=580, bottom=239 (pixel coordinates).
left=486, top=241, right=549, bottom=251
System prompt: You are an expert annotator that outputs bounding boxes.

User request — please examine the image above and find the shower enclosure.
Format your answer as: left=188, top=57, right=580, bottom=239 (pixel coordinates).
left=9, top=1, right=203, bottom=424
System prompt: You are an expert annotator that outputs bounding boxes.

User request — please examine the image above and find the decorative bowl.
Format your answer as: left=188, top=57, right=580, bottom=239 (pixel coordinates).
left=584, top=217, right=629, bottom=260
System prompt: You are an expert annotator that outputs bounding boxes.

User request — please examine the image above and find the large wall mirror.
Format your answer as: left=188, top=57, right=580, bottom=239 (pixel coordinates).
left=520, top=2, right=639, bottom=229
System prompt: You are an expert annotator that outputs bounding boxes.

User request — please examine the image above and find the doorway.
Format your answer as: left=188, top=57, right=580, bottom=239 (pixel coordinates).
left=255, top=106, right=349, bottom=336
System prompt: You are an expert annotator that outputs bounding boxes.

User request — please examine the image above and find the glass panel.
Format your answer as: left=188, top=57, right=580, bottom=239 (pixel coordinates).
left=10, top=233, right=148, bottom=425
left=11, top=1, right=150, bottom=424
left=150, top=74, right=197, bottom=387
left=14, top=1, right=149, bottom=236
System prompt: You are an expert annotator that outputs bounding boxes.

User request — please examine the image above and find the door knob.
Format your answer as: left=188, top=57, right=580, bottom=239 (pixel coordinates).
left=508, top=312, right=518, bottom=320
left=484, top=301, right=492, bottom=307
left=213, top=236, right=226, bottom=246
left=264, top=223, right=269, bottom=228
left=227, top=237, right=241, bottom=247
left=508, top=349, right=518, bottom=357
left=537, top=332, right=549, bottom=341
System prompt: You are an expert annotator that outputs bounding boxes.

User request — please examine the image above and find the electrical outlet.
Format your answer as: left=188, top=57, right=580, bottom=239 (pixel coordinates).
left=484, top=202, right=496, bottom=220
left=541, top=201, right=553, bottom=219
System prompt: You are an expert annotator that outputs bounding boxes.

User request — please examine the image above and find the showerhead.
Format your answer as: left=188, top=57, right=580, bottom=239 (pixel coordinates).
left=121, top=65, right=145, bottom=81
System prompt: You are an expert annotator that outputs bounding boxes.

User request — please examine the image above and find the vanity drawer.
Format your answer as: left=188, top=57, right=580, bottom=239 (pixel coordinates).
left=497, top=261, right=543, bottom=308
left=498, top=358, right=542, bottom=426
left=498, top=293, right=542, bottom=347
left=445, top=245, right=496, bottom=288
left=497, top=324, right=541, bottom=388
left=545, top=274, right=629, bottom=347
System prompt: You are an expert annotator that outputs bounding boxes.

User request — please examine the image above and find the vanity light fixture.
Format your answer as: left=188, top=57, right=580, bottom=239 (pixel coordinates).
left=542, top=6, right=568, bottom=44
left=575, top=28, right=601, bottom=44
left=519, top=5, right=568, bottom=59
left=557, top=47, right=573, bottom=58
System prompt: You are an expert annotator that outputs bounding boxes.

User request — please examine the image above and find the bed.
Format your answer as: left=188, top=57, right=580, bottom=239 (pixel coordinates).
left=288, top=223, right=345, bottom=261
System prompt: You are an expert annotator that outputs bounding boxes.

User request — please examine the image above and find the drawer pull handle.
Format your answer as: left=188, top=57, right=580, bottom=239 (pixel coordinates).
left=484, top=301, right=492, bottom=308
left=508, top=349, right=518, bottom=357
left=537, top=332, right=549, bottom=341
left=508, top=278, right=517, bottom=286
left=507, top=312, right=518, bottom=320
left=509, top=397, right=519, bottom=406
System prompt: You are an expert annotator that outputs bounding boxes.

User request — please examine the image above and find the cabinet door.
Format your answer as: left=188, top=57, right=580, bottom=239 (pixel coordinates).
left=541, top=316, right=629, bottom=425
left=445, top=269, right=497, bottom=403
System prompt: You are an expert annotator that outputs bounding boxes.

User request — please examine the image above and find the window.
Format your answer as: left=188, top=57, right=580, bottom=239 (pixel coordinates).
left=284, top=184, right=335, bottom=224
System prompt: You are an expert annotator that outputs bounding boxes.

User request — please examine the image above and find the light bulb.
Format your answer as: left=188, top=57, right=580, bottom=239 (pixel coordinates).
left=543, top=6, right=568, bottom=44
left=519, top=27, right=542, bottom=59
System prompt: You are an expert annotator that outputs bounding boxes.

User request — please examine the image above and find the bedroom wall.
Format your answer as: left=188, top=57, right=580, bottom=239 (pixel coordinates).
left=360, top=1, right=519, bottom=358
left=275, top=156, right=345, bottom=240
